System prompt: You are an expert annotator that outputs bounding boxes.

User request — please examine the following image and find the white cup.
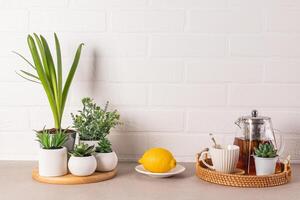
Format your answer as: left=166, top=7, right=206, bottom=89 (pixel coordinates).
left=199, top=145, right=240, bottom=174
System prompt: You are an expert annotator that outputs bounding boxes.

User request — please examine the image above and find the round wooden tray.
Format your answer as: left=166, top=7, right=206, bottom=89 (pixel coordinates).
left=32, top=168, right=117, bottom=185
left=195, top=153, right=292, bottom=188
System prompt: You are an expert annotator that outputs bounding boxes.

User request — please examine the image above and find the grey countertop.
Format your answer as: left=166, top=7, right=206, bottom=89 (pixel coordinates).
left=0, top=161, right=299, bottom=200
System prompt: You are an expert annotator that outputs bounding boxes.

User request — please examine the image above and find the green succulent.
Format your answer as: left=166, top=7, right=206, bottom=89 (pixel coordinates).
left=95, top=137, right=112, bottom=153
left=254, top=143, right=277, bottom=158
left=69, top=143, right=95, bottom=157
left=36, top=129, right=68, bottom=149
left=71, top=97, right=121, bottom=141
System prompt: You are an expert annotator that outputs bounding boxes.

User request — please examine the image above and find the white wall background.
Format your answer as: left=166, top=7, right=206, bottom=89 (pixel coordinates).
left=1, top=0, right=300, bottom=162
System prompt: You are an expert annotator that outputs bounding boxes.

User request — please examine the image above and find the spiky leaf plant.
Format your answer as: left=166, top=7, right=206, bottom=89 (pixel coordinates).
left=95, top=137, right=112, bottom=153
left=15, top=33, right=84, bottom=129
left=254, top=143, right=277, bottom=158
left=69, top=143, right=95, bottom=157
left=36, top=129, right=68, bottom=149
left=71, top=97, right=121, bottom=141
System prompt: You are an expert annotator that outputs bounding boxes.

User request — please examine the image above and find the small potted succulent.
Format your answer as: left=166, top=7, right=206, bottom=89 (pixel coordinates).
left=36, top=129, right=68, bottom=177
left=68, top=143, right=97, bottom=176
left=71, top=97, right=121, bottom=148
left=254, top=143, right=278, bottom=176
left=95, top=137, right=118, bottom=172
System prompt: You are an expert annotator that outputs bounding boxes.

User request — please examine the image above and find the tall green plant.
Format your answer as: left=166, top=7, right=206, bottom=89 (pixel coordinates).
left=15, top=33, right=84, bottom=129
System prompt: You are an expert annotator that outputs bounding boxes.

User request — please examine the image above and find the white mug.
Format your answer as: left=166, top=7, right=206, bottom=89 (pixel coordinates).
left=199, top=145, right=240, bottom=174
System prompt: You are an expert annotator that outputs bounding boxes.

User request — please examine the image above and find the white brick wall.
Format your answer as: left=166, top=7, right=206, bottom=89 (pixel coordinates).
left=30, top=10, right=106, bottom=32
left=187, top=10, right=262, bottom=33
left=230, top=35, right=300, bottom=57
left=0, top=10, right=28, bottom=31
left=1, top=0, right=300, bottom=162
left=150, top=35, right=226, bottom=57
left=150, top=84, right=227, bottom=106
left=111, top=11, right=185, bottom=32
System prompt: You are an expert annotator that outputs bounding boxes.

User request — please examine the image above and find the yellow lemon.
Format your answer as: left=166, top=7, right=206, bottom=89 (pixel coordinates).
left=139, top=147, right=176, bottom=173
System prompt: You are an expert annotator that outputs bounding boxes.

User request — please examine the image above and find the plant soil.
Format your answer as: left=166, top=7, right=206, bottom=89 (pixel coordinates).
left=38, top=128, right=76, bottom=135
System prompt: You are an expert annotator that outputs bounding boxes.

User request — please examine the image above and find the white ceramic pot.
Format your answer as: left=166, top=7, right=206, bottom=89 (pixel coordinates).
left=38, top=147, right=67, bottom=177
left=68, top=156, right=97, bottom=176
left=95, top=151, right=118, bottom=172
left=254, top=156, right=278, bottom=176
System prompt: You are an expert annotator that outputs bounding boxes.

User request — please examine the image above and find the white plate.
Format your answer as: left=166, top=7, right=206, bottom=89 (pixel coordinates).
left=135, top=164, right=185, bottom=178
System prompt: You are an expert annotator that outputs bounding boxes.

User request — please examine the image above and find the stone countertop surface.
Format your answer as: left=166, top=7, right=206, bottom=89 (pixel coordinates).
left=0, top=161, right=299, bottom=200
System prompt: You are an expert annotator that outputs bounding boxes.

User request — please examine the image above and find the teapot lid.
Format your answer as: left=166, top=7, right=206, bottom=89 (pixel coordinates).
left=239, top=110, right=271, bottom=122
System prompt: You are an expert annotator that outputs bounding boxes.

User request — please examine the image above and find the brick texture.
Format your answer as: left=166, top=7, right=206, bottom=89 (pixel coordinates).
left=0, top=1, right=299, bottom=162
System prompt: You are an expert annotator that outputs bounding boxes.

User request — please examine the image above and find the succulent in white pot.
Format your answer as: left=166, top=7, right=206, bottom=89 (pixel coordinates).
left=68, top=143, right=97, bottom=176
left=71, top=98, right=121, bottom=149
left=254, top=143, right=279, bottom=176
left=36, top=129, right=68, bottom=177
left=95, top=137, right=118, bottom=172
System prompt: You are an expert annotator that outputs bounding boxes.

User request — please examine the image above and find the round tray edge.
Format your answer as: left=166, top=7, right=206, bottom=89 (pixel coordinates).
left=32, top=168, right=117, bottom=185
left=195, top=160, right=291, bottom=188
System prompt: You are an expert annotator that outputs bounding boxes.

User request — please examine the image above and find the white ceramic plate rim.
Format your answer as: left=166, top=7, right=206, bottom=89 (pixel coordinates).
left=135, top=164, right=185, bottom=176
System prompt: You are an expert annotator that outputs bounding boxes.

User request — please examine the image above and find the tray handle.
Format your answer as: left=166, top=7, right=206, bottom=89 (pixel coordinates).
left=196, top=148, right=209, bottom=165
left=283, top=155, right=292, bottom=181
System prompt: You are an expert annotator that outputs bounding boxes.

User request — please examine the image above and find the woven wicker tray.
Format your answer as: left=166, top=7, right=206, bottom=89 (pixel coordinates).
left=196, top=153, right=291, bottom=188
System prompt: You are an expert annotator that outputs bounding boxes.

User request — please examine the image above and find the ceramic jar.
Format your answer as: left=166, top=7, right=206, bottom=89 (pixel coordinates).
left=38, top=147, right=68, bottom=177
left=254, top=156, right=278, bottom=175
left=95, top=151, right=118, bottom=172
left=68, top=156, right=97, bottom=176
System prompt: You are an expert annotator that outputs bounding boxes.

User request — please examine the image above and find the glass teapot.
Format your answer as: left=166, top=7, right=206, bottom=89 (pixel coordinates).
left=233, top=110, right=284, bottom=174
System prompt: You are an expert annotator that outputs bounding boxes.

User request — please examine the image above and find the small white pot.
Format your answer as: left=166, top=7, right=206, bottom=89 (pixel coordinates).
left=68, top=156, right=97, bottom=176
left=95, top=151, right=118, bottom=172
left=38, top=147, right=67, bottom=177
left=254, top=156, right=278, bottom=176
